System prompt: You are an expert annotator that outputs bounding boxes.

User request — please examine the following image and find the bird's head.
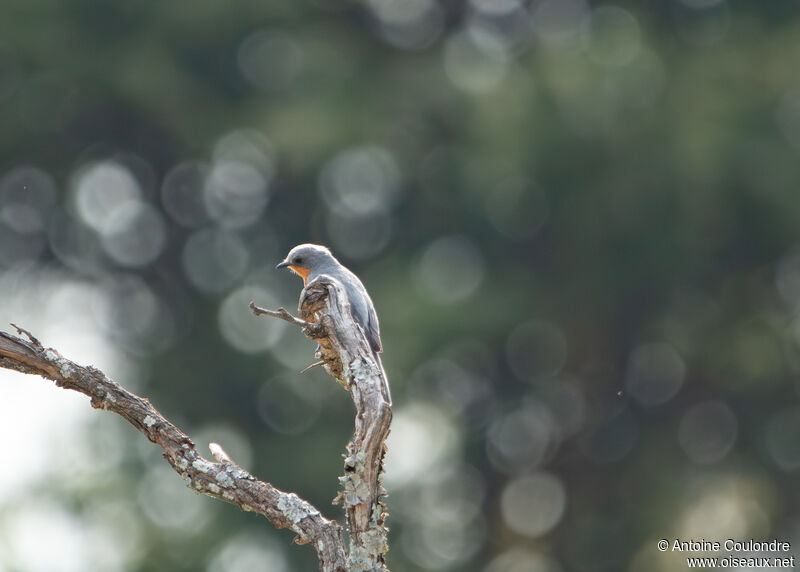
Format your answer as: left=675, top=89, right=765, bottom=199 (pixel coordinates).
left=276, top=243, right=335, bottom=284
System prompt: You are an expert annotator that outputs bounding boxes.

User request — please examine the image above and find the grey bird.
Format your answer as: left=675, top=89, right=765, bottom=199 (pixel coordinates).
left=276, top=244, right=390, bottom=402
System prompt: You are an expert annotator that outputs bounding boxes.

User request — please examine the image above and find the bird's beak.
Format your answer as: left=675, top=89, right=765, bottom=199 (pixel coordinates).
left=276, top=260, right=290, bottom=269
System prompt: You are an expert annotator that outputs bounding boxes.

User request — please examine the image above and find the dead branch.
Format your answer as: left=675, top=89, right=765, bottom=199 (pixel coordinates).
left=253, top=274, right=393, bottom=571
left=0, top=329, right=348, bottom=570
left=0, top=272, right=393, bottom=572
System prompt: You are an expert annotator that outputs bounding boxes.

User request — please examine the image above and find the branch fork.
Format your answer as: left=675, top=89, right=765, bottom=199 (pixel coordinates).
left=253, top=275, right=393, bottom=571
left=0, top=274, right=392, bottom=572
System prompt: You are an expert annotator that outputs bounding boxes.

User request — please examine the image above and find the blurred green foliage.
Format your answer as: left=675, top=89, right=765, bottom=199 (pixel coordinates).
left=2, top=1, right=800, bottom=571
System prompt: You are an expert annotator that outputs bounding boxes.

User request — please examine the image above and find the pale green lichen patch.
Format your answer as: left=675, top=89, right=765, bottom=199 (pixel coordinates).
left=359, top=529, right=388, bottom=555
left=215, top=470, right=235, bottom=488
left=143, top=415, right=157, bottom=428
left=339, top=472, right=370, bottom=506
left=229, top=467, right=252, bottom=481
left=100, top=392, right=117, bottom=410
left=174, top=457, right=189, bottom=471
left=192, top=459, right=214, bottom=474
left=370, top=503, right=386, bottom=527
left=278, top=492, right=319, bottom=523
left=348, top=357, right=380, bottom=383
left=207, top=482, right=221, bottom=494
left=348, top=544, right=386, bottom=572
left=344, top=450, right=366, bottom=471
left=44, top=349, right=74, bottom=378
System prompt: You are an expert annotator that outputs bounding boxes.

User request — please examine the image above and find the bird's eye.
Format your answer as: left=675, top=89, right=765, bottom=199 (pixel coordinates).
left=294, top=257, right=303, bottom=264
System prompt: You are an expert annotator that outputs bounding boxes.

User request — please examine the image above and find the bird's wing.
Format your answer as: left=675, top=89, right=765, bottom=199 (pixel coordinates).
left=338, top=268, right=382, bottom=354
left=365, top=294, right=382, bottom=354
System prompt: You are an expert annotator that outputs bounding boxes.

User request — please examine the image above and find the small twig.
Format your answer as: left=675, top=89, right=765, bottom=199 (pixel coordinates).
left=249, top=301, right=322, bottom=331
left=10, top=323, right=43, bottom=350
left=209, top=442, right=234, bottom=464
left=300, top=360, right=327, bottom=374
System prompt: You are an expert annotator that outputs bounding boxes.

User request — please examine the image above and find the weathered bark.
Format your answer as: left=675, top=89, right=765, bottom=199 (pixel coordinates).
left=253, top=274, right=392, bottom=572
left=0, top=273, right=392, bottom=571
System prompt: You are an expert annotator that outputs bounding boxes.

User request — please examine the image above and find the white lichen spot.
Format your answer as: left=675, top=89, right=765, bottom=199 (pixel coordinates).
left=344, top=451, right=366, bottom=471
left=102, top=392, right=117, bottom=410
left=349, top=357, right=380, bottom=383
left=143, top=415, right=157, bottom=428
left=360, top=529, right=389, bottom=555
left=348, top=546, right=379, bottom=572
left=229, top=467, right=252, bottom=480
left=44, top=349, right=75, bottom=378
left=175, top=457, right=189, bottom=471
left=277, top=493, right=319, bottom=523
left=222, top=491, right=235, bottom=501
left=192, top=459, right=214, bottom=474
left=215, top=470, right=235, bottom=488
left=207, top=483, right=221, bottom=494
left=181, top=443, right=190, bottom=449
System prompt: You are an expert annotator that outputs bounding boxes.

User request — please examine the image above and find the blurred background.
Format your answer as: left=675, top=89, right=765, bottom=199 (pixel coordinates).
left=0, top=1, right=799, bottom=571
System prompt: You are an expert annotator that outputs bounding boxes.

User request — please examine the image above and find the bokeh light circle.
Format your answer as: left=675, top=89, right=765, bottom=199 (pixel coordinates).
left=72, top=161, right=142, bottom=233
left=443, top=25, right=509, bottom=94
left=500, top=472, right=567, bottom=538
left=213, top=129, right=275, bottom=174
left=384, top=402, right=460, bottom=487
left=208, top=531, right=289, bottom=572
left=325, top=210, right=392, bottom=260
left=415, top=235, right=485, bottom=304
left=581, top=6, right=641, bottom=67
left=625, top=342, right=686, bottom=406
left=137, top=464, right=212, bottom=534
left=204, top=160, right=270, bottom=229
left=319, top=146, right=400, bottom=217
left=485, top=548, right=563, bottom=572
left=100, top=202, right=167, bottom=267
left=487, top=401, right=557, bottom=474
left=237, top=30, right=303, bottom=92
left=531, top=0, right=589, bottom=46
left=218, top=286, right=286, bottom=353
left=182, top=228, right=249, bottom=294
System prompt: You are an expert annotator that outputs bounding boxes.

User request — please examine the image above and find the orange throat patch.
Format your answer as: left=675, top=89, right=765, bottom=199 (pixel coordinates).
left=288, top=265, right=312, bottom=285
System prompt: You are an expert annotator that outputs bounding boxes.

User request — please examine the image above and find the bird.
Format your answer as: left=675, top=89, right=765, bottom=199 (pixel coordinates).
left=276, top=243, right=390, bottom=403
